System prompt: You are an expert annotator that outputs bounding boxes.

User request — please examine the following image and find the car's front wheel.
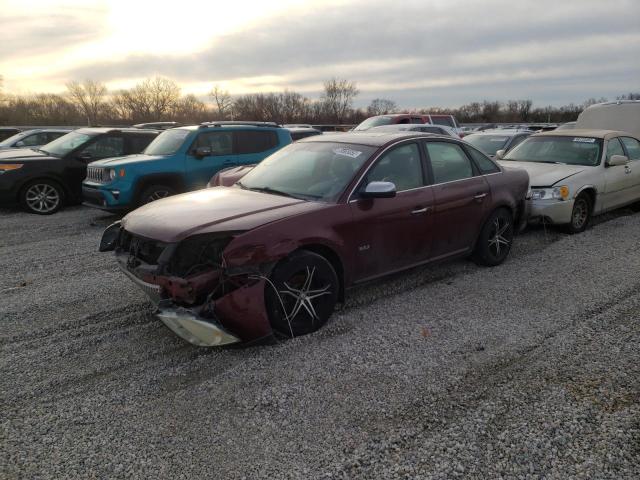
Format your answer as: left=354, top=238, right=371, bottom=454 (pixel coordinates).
left=138, top=185, right=176, bottom=206
left=265, top=250, right=339, bottom=338
left=472, top=208, right=514, bottom=266
left=20, top=179, right=64, bottom=215
left=564, top=193, right=591, bottom=234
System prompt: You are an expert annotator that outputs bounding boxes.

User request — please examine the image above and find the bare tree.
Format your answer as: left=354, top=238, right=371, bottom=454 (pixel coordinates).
left=109, top=77, right=181, bottom=122
left=66, top=79, right=107, bottom=126
left=617, top=92, right=640, bottom=100
left=321, top=78, right=359, bottom=123
left=367, top=98, right=397, bottom=116
left=173, top=94, right=208, bottom=123
left=210, top=85, right=232, bottom=119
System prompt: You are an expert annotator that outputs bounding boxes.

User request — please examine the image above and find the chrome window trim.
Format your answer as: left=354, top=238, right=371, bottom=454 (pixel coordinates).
left=346, top=137, right=501, bottom=203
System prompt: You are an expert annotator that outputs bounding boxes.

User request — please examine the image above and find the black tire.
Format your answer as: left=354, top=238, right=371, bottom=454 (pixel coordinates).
left=472, top=208, right=514, bottom=266
left=265, top=250, right=339, bottom=338
left=138, top=184, right=176, bottom=206
left=20, top=179, right=64, bottom=215
left=563, top=193, right=591, bottom=234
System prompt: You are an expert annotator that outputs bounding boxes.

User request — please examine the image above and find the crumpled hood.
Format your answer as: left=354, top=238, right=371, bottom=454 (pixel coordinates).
left=0, top=148, right=54, bottom=161
left=122, top=187, right=328, bottom=243
left=90, top=154, right=164, bottom=167
left=497, top=160, right=587, bottom=186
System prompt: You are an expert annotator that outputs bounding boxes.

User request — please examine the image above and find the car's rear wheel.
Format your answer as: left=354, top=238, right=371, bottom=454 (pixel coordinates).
left=139, top=185, right=176, bottom=206
left=265, top=250, right=339, bottom=338
left=472, top=208, right=514, bottom=266
left=20, top=179, right=64, bottom=215
left=564, top=193, right=591, bottom=234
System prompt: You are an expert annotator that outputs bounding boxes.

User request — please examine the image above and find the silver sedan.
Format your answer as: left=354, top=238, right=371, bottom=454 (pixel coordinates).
left=497, top=129, right=640, bottom=233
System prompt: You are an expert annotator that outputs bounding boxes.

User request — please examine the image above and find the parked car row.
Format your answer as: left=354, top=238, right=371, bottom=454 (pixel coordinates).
left=1, top=101, right=639, bottom=349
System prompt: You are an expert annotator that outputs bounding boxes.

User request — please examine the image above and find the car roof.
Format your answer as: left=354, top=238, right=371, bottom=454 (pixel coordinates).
left=19, top=128, right=73, bottom=134
left=466, top=129, right=533, bottom=137
left=286, top=126, right=321, bottom=132
left=533, top=129, right=634, bottom=140
left=76, top=127, right=159, bottom=135
left=298, top=131, right=448, bottom=147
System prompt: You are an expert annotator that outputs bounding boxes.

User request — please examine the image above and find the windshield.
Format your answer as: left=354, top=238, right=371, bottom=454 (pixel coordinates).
left=504, top=136, right=603, bottom=166
left=354, top=116, right=394, bottom=131
left=465, top=134, right=509, bottom=156
left=144, top=129, right=190, bottom=155
left=238, top=142, right=376, bottom=201
left=40, top=131, right=92, bottom=157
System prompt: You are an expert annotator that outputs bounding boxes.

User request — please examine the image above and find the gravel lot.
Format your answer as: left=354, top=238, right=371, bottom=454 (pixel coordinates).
left=1, top=205, right=638, bottom=479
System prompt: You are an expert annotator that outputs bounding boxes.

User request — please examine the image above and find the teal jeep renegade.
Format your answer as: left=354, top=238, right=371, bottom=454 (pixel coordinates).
left=82, top=121, right=291, bottom=211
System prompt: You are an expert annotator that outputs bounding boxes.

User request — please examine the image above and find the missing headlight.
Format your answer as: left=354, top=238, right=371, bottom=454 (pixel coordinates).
left=167, top=233, right=240, bottom=277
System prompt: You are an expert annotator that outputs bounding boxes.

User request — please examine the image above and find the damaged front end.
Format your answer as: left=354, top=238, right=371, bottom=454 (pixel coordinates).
left=100, top=221, right=275, bottom=346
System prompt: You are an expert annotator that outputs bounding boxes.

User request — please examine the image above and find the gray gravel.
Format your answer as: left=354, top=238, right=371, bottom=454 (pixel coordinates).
left=1, top=205, right=638, bottom=479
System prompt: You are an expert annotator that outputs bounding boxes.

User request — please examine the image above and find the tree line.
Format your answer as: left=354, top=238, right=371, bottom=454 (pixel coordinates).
left=0, top=74, right=637, bottom=126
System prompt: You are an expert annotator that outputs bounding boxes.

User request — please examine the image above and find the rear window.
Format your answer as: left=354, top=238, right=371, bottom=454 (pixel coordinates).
left=235, top=130, right=278, bottom=154
left=127, top=134, right=156, bottom=154
left=354, top=116, right=394, bottom=131
left=464, top=134, right=510, bottom=156
left=430, top=116, right=456, bottom=128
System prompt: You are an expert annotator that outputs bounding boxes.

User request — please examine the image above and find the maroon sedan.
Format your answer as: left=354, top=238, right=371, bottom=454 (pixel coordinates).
left=100, top=132, right=529, bottom=347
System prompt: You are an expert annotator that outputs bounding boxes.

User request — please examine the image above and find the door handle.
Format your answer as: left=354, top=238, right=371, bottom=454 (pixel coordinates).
left=625, top=165, right=631, bottom=174
left=411, top=206, right=430, bottom=215
left=474, top=192, right=487, bottom=201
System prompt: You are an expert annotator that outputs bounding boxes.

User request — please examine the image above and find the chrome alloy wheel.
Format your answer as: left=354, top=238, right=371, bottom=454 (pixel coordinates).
left=571, top=197, right=589, bottom=230
left=488, top=216, right=511, bottom=257
left=279, top=266, right=332, bottom=325
left=146, top=189, right=171, bottom=203
left=25, top=183, right=60, bottom=213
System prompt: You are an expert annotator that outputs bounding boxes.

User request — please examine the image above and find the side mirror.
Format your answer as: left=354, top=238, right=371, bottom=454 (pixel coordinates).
left=194, top=146, right=212, bottom=158
left=360, top=181, right=397, bottom=199
left=607, top=154, right=629, bottom=167
left=99, top=221, right=121, bottom=252
left=15, top=140, right=25, bottom=147
left=495, top=149, right=506, bottom=159
left=77, top=152, right=93, bottom=162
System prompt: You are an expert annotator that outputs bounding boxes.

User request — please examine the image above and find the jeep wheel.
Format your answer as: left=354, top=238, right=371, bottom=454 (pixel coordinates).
left=139, top=185, right=176, bottom=206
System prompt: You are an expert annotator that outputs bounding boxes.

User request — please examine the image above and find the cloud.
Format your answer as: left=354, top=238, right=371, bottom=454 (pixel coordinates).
left=0, top=9, right=108, bottom=60
left=13, top=0, right=640, bottom=105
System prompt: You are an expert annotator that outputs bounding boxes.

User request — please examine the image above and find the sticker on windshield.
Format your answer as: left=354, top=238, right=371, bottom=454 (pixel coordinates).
left=573, top=137, right=596, bottom=143
left=490, top=137, right=508, bottom=142
left=333, top=147, right=362, bottom=158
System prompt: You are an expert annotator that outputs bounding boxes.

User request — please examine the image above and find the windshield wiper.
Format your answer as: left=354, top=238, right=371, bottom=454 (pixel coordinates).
left=246, top=186, right=303, bottom=199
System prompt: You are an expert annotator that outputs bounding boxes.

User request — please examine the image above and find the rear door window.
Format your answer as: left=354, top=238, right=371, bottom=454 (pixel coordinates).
left=20, top=132, right=49, bottom=146
left=466, top=145, right=500, bottom=174
left=80, top=136, right=125, bottom=159
left=194, top=131, right=233, bottom=155
left=234, top=130, right=278, bottom=154
left=425, top=141, right=475, bottom=183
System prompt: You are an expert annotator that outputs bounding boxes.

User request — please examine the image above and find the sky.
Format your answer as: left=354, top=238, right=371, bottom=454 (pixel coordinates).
left=0, top=0, right=638, bottom=108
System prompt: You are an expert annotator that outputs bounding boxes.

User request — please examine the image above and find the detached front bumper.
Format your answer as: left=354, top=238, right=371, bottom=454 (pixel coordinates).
left=157, top=300, right=241, bottom=347
left=528, top=198, right=574, bottom=225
